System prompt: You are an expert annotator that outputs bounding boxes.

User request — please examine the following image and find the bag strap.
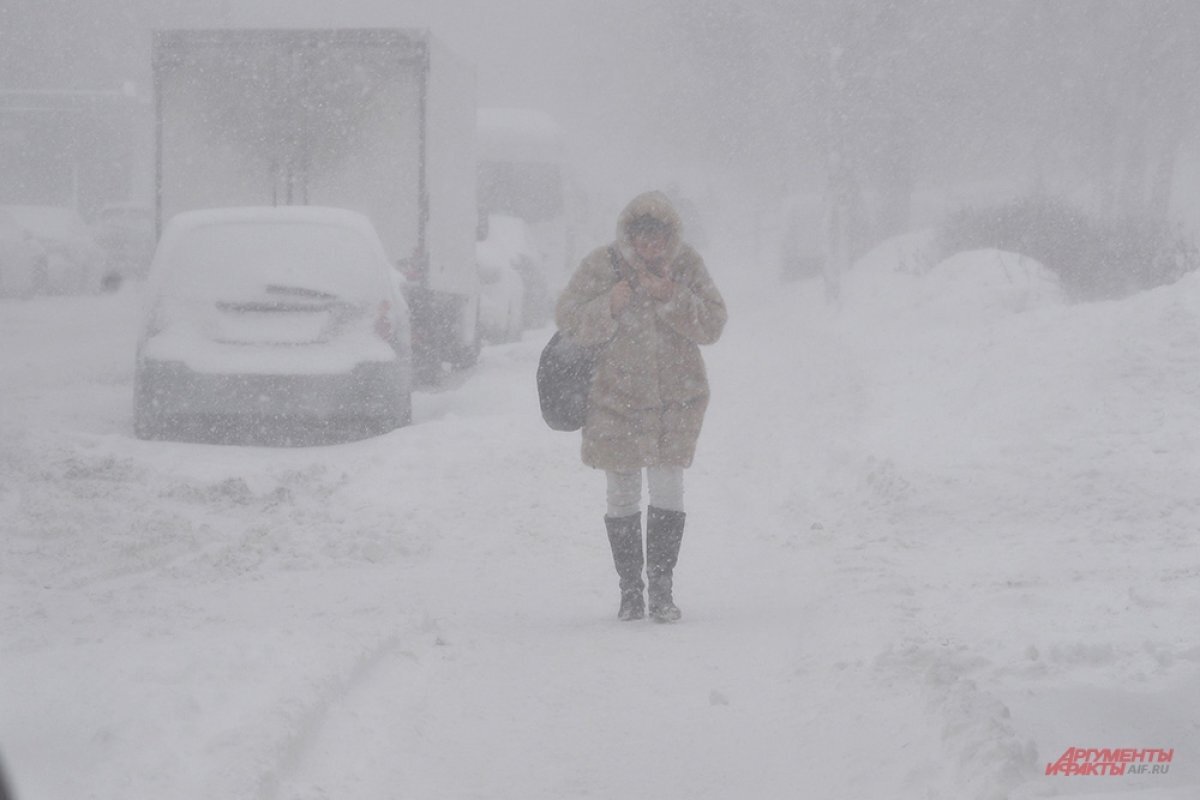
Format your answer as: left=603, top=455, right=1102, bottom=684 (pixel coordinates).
left=606, top=245, right=622, bottom=280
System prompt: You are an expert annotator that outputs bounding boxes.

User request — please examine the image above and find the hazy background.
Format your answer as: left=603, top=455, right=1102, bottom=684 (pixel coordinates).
left=4, top=0, right=1200, bottom=261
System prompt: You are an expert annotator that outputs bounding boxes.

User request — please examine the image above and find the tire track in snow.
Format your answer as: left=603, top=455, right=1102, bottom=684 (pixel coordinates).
left=257, top=631, right=431, bottom=800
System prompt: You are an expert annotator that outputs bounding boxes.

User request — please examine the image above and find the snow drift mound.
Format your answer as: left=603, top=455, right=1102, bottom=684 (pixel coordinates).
left=843, top=236, right=1063, bottom=322
left=918, top=249, right=1065, bottom=322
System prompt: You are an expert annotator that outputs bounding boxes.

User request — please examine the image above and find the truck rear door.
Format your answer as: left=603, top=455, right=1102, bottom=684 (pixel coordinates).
left=155, top=30, right=423, bottom=264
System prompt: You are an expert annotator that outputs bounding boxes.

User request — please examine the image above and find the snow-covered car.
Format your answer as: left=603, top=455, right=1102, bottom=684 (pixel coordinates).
left=0, top=207, right=48, bottom=298
left=476, top=214, right=546, bottom=342
left=93, top=201, right=156, bottom=283
left=0, top=205, right=109, bottom=294
left=477, top=260, right=525, bottom=346
left=478, top=258, right=524, bottom=344
left=134, top=206, right=413, bottom=445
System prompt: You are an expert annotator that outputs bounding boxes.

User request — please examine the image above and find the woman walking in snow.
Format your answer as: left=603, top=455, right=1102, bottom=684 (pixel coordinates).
left=555, top=191, right=727, bottom=622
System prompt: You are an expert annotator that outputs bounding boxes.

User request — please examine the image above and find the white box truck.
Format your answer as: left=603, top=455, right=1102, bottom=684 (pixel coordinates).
left=153, top=28, right=481, bottom=378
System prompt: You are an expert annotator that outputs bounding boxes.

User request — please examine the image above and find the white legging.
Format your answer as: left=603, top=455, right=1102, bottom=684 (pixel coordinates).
left=606, top=467, right=685, bottom=518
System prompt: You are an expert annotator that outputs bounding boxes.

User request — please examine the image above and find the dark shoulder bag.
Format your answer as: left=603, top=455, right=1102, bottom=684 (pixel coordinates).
left=537, top=247, right=621, bottom=431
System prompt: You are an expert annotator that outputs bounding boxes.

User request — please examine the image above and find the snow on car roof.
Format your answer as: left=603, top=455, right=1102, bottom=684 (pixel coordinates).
left=476, top=214, right=537, bottom=269
left=151, top=206, right=394, bottom=302
left=162, top=205, right=379, bottom=236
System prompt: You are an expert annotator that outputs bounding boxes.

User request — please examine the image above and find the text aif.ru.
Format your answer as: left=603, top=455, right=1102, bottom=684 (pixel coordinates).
left=1046, top=747, right=1174, bottom=776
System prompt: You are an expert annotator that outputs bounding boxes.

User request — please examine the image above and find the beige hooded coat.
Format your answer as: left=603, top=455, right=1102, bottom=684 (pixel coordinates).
left=555, top=191, right=727, bottom=471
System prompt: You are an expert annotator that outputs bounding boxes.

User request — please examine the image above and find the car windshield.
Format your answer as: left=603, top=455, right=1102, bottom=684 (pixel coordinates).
left=160, top=220, right=385, bottom=304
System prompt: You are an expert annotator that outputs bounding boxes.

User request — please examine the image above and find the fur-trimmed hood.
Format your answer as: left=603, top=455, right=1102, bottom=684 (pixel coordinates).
left=615, top=190, right=684, bottom=268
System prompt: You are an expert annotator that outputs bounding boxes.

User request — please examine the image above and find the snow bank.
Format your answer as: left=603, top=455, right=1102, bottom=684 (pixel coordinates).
left=919, top=249, right=1065, bottom=320
left=843, top=236, right=1065, bottom=324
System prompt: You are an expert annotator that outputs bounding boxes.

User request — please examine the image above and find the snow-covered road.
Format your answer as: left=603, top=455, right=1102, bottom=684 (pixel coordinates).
left=2, top=241, right=1198, bottom=799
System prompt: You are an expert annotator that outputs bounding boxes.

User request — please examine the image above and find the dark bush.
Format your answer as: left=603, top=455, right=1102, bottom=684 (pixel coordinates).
left=936, top=195, right=1199, bottom=300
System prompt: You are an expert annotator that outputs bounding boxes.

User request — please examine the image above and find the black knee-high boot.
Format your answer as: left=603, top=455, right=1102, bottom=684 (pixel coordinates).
left=646, top=506, right=685, bottom=622
left=604, top=512, right=645, bottom=620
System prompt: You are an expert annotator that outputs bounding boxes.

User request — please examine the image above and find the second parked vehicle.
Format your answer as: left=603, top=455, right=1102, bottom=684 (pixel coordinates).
left=1, top=205, right=108, bottom=294
left=476, top=214, right=536, bottom=343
